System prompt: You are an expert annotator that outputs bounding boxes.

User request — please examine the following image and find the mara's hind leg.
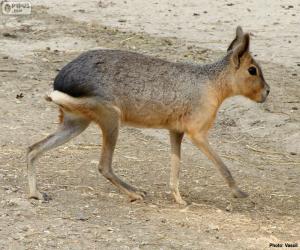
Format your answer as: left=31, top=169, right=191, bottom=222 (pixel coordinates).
left=97, top=114, right=146, bottom=201
left=27, top=111, right=90, bottom=200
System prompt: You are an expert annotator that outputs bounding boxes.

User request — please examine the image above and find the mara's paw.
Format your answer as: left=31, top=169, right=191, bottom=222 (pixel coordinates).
left=175, top=198, right=187, bottom=206
left=128, top=190, right=147, bottom=202
left=172, top=192, right=187, bottom=206
left=29, top=191, right=51, bottom=202
left=232, top=189, right=249, bottom=198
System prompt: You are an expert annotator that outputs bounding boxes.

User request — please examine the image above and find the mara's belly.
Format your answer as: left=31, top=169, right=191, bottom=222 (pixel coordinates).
left=119, top=103, right=187, bottom=131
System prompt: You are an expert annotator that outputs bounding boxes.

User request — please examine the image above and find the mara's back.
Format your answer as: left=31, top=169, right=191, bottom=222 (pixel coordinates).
left=54, top=50, right=206, bottom=97
left=54, top=50, right=212, bottom=127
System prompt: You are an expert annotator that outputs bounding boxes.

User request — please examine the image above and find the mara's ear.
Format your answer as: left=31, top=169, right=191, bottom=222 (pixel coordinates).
left=227, top=26, right=244, bottom=52
left=231, top=33, right=250, bottom=68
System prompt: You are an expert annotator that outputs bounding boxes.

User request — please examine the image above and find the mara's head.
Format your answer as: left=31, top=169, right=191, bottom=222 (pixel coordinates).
left=226, top=26, right=270, bottom=103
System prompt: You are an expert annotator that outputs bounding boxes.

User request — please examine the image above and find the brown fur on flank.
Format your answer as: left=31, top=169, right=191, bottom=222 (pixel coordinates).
left=45, top=95, right=64, bottom=124
left=58, top=108, right=64, bottom=124
left=27, top=26, right=270, bottom=204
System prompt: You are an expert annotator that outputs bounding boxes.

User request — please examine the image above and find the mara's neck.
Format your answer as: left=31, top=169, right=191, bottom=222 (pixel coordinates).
left=199, top=53, right=231, bottom=80
left=199, top=54, right=234, bottom=107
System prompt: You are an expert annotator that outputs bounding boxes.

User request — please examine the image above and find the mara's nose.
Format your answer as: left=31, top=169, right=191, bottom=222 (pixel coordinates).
left=266, top=88, right=270, bottom=96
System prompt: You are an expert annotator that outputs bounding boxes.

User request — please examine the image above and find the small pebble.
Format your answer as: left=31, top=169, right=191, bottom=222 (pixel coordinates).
left=21, top=226, right=30, bottom=232
left=3, top=32, right=17, bottom=38
left=225, top=203, right=233, bottom=212
left=75, top=212, right=89, bottom=221
left=208, top=224, right=219, bottom=231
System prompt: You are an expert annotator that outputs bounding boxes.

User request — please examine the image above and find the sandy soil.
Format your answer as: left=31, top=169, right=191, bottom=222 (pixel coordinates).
left=39, top=0, right=300, bottom=68
left=0, top=1, right=299, bottom=250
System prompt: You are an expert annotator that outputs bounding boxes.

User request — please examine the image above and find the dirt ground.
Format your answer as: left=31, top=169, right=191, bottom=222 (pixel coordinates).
left=0, top=2, right=299, bottom=250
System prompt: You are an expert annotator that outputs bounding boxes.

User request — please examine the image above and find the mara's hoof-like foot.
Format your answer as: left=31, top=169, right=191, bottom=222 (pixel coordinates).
left=128, top=190, right=146, bottom=202
left=29, top=191, right=51, bottom=202
left=232, top=189, right=249, bottom=198
left=172, top=192, right=187, bottom=206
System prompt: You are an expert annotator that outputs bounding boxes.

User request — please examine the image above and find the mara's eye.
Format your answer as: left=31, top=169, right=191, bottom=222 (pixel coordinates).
left=248, top=66, right=257, bottom=76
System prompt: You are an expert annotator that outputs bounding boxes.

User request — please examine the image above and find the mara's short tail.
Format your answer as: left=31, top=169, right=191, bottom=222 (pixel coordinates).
left=45, top=90, right=120, bottom=124
left=45, top=91, right=98, bottom=121
left=45, top=91, right=96, bottom=110
left=45, top=91, right=77, bottom=107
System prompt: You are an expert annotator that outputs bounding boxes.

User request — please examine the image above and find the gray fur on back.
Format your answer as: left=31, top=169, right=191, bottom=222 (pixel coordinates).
left=54, top=50, right=230, bottom=125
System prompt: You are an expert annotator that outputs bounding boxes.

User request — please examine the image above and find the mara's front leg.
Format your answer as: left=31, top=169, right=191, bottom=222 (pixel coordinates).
left=188, top=132, right=248, bottom=198
left=169, top=131, right=186, bottom=205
